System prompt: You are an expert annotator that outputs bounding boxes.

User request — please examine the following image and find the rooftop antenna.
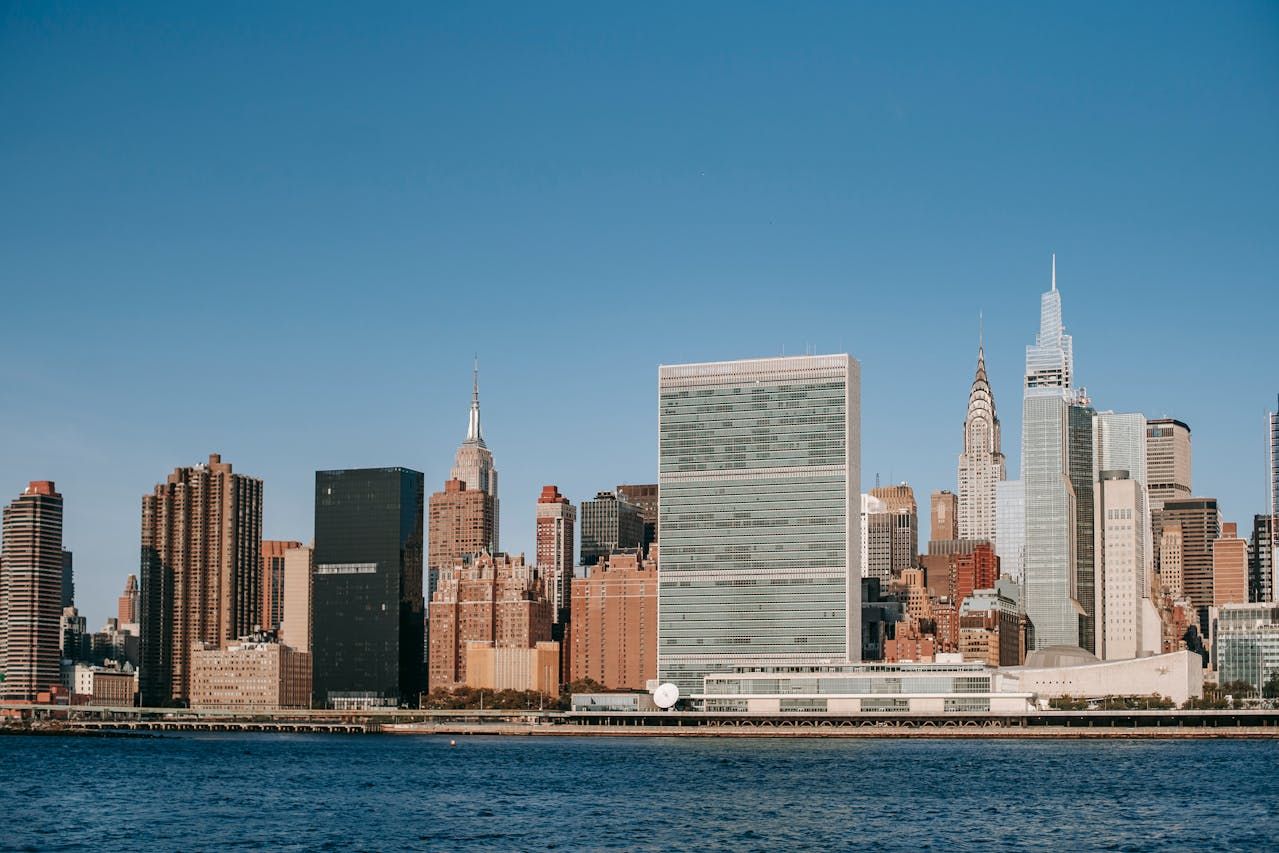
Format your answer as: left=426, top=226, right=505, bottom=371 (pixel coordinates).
left=1051, top=253, right=1057, bottom=291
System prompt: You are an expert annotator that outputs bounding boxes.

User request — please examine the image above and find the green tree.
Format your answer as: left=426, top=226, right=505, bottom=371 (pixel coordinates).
left=1262, top=672, right=1279, bottom=700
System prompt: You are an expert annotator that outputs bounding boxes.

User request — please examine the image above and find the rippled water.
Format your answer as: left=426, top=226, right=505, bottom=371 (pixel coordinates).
left=2, top=734, right=1277, bottom=851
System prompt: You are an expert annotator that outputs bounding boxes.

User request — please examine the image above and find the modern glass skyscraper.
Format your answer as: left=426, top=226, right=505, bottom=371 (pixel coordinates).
left=312, top=467, right=425, bottom=709
left=1068, top=400, right=1097, bottom=652
left=1022, top=258, right=1085, bottom=651
left=995, top=480, right=1025, bottom=583
left=657, top=354, right=860, bottom=695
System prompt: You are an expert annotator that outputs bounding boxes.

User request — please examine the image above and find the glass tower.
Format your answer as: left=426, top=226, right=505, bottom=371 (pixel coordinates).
left=657, top=354, right=860, bottom=695
left=1022, top=257, right=1085, bottom=650
left=312, top=467, right=425, bottom=709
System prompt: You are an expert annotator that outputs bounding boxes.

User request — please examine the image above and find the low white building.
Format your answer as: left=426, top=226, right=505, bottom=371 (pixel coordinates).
left=996, top=647, right=1203, bottom=706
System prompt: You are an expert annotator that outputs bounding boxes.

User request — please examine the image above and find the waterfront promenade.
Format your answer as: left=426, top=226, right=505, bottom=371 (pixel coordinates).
left=5, top=703, right=1279, bottom=738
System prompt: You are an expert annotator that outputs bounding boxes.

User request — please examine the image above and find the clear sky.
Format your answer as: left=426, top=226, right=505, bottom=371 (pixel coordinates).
left=2, top=2, right=1276, bottom=628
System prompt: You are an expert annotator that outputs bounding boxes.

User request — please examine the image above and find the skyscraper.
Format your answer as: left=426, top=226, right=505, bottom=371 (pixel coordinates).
left=1145, top=419, right=1192, bottom=512
left=658, top=354, right=859, bottom=693
left=535, top=485, right=575, bottom=620
left=616, top=483, right=659, bottom=554
left=60, top=550, right=74, bottom=609
left=280, top=545, right=314, bottom=654
left=1269, top=395, right=1278, bottom=519
left=1213, top=523, right=1248, bottom=607
left=139, top=454, right=263, bottom=706
left=1068, top=398, right=1098, bottom=653
left=570, top=549, right=658, bottom=690
left=579, top=491, right=644, bottom=567
left=1098, top=470, right=1145, bottom=660
left=312, top=467, right=424, bottom=709
left=930, top=490, right=957, bottom=543
left=427, top=478, right=496, bottom=601
left=995, top=480, right=1025, bottom=582
left=1021, top=257, right=1084, bottom=650
left=870, top=483, right=919, bottom=576
left=261, top=540, right=302, bottom=631
left=0, top=482, right=64, bottom=701
left=1249, top=515, right=1276, bottom=604
left=117, top=574, right=139, bottom=625
left=1160, top=497, right=1221, bottom=634
left=957, top=338, right=1005, bottom=543
left=450, top=364, right=499, bottom=553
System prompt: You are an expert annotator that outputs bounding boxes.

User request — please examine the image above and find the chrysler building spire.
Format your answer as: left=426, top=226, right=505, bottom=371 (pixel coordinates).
left=957, top=324, right=1006, bottom=543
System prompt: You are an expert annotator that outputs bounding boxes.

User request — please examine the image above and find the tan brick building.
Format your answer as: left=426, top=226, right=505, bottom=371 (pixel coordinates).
left=466, top=641, right=560, bottom=694
left=1213, top=522, right=1248, bottom=607
left=189, top=634, right=311, bottom=710
left=569, top=550, right=657, bottom=690
left=428, top=552, right=551, bottom=689
left=261, top=540, right=302, bottom=631
left=428, top=479, right=496, bottom=585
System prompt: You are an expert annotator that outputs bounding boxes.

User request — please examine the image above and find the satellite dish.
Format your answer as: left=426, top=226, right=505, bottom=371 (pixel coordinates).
left=653, top=682, right=680, bottom=709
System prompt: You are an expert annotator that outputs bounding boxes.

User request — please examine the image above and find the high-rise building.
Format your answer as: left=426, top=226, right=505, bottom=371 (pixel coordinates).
left=1145, top=419, right=1192, bottom=512
left=579, top=491, right=644, bottom=567
left=260, top=540, right=302, bottom=632
left=427, top=552, right=552, bottom=689
left=955, top=542, right=999, bottom=607
left=450, top=364, right=499, bottom=553
left=312, top=467, right=424, bottom=709
left=995, top=480, right=1025, bottom=582
left=930, top=490, right=957, bottom=543
left=280, top=545, right=314, bottom=654
left=0, top=482, right=64, bottom=702
left=658, top=354, right=859, bottom=693
left=60, top=550, right=74, bottom=609
left=139, top=454, right=263, bottom=706
left=1098, top=470, right=1145, bottom=660
left=1160, top=497, right=1221, bottom=634
left=1213, top=522, right=1249, bottom=608
left=427, top=478, right=496, bottom=602
left=569, top=549, right=658, bottom=690
left=862, top=493, right=890, bottom=582
left=870, top=483, right=918, bottom=577
left=1068, top=399, right=1098, bottom=653
left=1159, top=524, right=1185, bottom=599
left=957, top=340, right=1005, bottom=543
left=1250, top=515, right=1276, bottom=604
left=1095, top=412, right=1154, bottom=594
left=535, top=486, right=575, bottom=622
left=1268, top=395, right=1278, bottom=518
left=616, top=483, right=659, bottom=554
left=117, top=574, right=139, bottom=625
left=1021, top=258, right=1085, bottom=651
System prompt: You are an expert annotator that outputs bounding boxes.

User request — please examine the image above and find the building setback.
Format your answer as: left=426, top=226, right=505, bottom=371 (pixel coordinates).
left=311, top=467, right=424, bottom=709
left=0, top=482, right=64, bottom=702
left=450, top=364, right=499, bottom=553
left=570, top=549, right=658, bottom=690
left=427, top=551, right=552, bottom=689
left=658, top=354, right=859, bottom=694
left=579, top=491, right=644, bottom=568
left=139, top=454, right=263, bottom=706
left=427, top=478, right=496, bottom=601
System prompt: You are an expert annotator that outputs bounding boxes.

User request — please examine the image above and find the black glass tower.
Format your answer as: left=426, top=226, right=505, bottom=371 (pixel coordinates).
left=312, top=467, right=425, bottom=708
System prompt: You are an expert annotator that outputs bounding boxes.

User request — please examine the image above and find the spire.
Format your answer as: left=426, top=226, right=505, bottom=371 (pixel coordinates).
left=978, top=311, right=984, bottom=355
left=1051, top=253, right=1056, bottom=291
left=466, top=357, right=484, bottom=445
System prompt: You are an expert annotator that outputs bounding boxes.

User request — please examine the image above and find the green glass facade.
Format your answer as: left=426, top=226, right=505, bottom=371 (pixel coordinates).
left=657, top=355, right=860, bottom=694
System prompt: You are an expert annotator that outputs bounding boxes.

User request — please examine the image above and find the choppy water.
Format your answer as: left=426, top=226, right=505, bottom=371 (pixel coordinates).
left=2, top=733, right=1277, bottom=851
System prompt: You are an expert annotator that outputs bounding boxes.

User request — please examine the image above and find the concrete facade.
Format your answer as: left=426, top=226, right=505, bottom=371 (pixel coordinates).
left=997, top=649, right=1203, bottom=706
left=0, top=482, right=64, bottom=702
left=465, top=640, right=560, bottom=694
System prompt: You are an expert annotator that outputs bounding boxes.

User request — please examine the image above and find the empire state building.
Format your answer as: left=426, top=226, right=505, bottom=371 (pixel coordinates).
left=450, top=364, right=499, bottom=552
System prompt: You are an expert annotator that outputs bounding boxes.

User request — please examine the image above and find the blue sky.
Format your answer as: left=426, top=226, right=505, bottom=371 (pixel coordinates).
left=2, top=2, right=1276, bottom=627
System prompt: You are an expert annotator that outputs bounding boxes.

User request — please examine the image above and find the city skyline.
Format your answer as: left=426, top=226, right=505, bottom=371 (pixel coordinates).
left=2, top=4, right=1277, bottom=629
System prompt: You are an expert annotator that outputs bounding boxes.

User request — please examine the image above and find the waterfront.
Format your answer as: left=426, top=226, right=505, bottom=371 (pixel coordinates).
left=3, top=735, right=1278, bottom=851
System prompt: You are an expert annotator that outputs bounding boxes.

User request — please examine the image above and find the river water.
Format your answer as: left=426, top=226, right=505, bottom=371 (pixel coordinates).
left=2, top=734, right=1277, bottom=850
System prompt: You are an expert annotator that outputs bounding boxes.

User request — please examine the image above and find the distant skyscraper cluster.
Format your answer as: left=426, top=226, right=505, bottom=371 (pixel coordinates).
left=1, top=259, right=1275, bottom=707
